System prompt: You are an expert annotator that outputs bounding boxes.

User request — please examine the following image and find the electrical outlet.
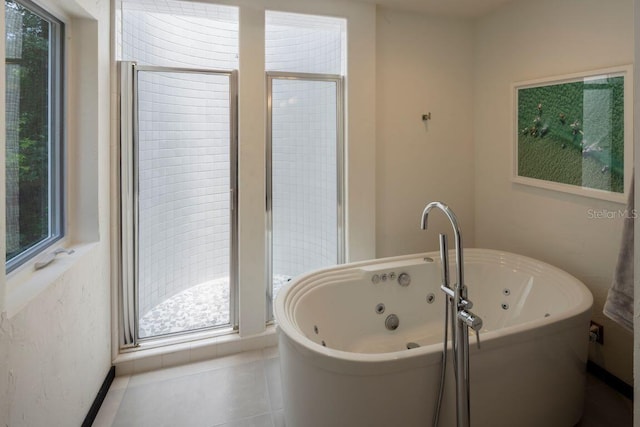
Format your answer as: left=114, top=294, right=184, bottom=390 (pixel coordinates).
left=589, top=321, right=604, bottom=345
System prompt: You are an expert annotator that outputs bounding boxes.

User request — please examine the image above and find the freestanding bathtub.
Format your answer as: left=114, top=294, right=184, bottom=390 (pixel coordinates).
left=274, top=249, right=593, bottom=427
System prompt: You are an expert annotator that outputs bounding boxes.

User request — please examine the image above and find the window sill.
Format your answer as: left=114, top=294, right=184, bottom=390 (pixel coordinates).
left=5, top=241, right=99, bottom=318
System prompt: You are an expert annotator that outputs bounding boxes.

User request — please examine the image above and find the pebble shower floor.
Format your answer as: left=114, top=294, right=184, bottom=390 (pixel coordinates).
left=139, top=275, right=291, bottom=338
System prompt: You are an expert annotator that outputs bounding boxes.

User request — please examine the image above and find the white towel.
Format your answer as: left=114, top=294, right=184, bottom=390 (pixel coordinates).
left=603, top=174, right=634, bottom=332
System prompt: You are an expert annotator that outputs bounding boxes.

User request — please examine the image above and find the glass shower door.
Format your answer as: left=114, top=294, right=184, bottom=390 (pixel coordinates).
left=120, top=63, right=238, bottom=344
left=266, top=73, right=345, bottom=317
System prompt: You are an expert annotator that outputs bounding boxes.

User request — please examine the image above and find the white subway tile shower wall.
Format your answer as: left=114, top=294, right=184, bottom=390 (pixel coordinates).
left=121, top=1, right=238, bottom=69
left=136, top=71, right=231, bottom=322
left=266, top=11, right=346, bottom=75
left=271, top=80, right=338, bottom=280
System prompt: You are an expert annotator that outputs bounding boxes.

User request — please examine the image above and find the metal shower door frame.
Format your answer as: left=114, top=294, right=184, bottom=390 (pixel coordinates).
left=265, top=71, right=346, bottom=321
left=119, top=62, right=239, bottom=348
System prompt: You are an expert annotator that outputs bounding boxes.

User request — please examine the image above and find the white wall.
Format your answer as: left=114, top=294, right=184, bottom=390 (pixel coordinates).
left=0, top=0, right=112, bottom=423
left=1, top=244, right=110, bottom=426
left=375, top=7, right=475, bottom=257
left=474, top=0, right=634, bottom=384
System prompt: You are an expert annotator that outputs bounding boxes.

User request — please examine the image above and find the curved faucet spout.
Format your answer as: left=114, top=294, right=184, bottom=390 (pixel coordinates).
left=420, top=201, right=464, bottom=290
left=420, top=201, right=460, bottom=232
left=421, top=201, right=476, bottom=427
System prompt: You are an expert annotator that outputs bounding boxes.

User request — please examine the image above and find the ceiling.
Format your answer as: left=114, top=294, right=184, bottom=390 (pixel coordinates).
left=353, top=0, right=515, bottom=18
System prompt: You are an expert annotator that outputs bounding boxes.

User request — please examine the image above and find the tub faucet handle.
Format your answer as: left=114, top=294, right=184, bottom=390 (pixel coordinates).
left=458, top=309, right=482, bottom=350
left=458, top=309, right=482, bottom=330
left=459, top=298, right=473, bottom=310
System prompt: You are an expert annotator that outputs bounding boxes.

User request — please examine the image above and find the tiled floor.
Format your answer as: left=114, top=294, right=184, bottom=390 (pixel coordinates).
left=94, top=348, right=283, bottom=427
left=94, top=347, right=632, bottom=427
left=576, top=372, right=633, bottom=427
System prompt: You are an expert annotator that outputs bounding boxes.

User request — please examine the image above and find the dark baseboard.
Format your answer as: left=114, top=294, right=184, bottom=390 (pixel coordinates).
left=587, top=360, right=633, bottom=400
left=82, top=365, right=116, bottom=427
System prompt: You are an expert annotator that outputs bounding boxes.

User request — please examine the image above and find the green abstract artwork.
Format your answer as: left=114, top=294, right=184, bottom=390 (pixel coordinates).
left=517, top=74, right=625, bottom=194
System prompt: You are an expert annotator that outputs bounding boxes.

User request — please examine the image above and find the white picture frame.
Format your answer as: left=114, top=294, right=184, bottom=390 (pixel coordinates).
left=512, top=65, right=633, bottom=204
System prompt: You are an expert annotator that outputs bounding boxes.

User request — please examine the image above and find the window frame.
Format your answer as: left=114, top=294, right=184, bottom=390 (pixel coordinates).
left=4, top=0, right=65, bottom=273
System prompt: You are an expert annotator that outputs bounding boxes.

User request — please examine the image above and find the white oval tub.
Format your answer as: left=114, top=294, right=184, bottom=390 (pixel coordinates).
left=274, top=249, right=593, bottom=427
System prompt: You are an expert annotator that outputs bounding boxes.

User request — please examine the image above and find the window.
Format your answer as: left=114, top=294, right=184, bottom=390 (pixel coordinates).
left=5, top=0, right=63, bottom=272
